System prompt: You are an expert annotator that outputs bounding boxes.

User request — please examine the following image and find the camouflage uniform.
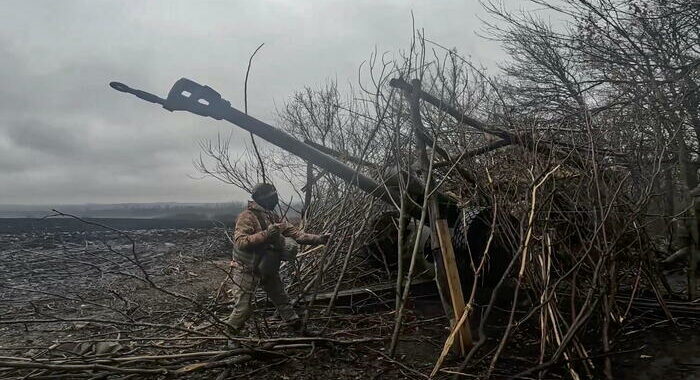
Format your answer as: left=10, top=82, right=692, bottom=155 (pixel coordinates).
left=225, top=201, right=325, bottom=331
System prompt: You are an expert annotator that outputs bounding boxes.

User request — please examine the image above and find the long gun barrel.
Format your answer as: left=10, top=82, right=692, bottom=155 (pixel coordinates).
left=110, top=78, right=433, bottom=217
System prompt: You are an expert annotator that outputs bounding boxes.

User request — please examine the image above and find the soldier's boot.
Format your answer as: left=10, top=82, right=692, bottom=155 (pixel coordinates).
left=282, top=316, right=303, bottom=332
left=260, top=272, right=313, bottom=335
left=223, top=316, right=245, bottom=349
left=281, top=316, right=321, bottom=336
left=225, top=300, right=252, bottom=331
left=276, top=304, right=305, bottom=334
left=226, top=338, right=242, bottom=349
left=278, top=309, right=322, bottom=336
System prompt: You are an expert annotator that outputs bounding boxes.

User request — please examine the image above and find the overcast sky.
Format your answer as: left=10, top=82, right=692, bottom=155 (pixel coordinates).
left=0, top=0, right=519, bottom=205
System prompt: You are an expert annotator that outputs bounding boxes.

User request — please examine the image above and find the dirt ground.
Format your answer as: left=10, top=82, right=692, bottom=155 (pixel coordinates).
left=1, top=223, right=698, bottom=379
left=617, top=323, right=700, bottom=380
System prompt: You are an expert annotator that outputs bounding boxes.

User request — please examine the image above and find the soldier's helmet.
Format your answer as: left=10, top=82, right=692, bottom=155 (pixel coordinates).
left=251, top=183, right=278, bottom=210
left=251, top=183, right=277, bottom=199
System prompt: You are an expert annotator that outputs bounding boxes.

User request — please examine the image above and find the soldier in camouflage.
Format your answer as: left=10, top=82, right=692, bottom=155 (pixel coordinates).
left=225, top=183, right=329, bottom=335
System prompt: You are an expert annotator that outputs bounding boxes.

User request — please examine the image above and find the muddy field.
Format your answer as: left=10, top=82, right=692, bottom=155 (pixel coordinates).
left=1, top=219, right=698, bottom=379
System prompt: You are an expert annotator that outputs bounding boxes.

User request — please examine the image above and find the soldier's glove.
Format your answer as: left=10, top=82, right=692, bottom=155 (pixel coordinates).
left=266, top=223, right=284, bottom=240
left=280, top=237, right=300, bottom=262
left=316, top=234, right=331, bottom=245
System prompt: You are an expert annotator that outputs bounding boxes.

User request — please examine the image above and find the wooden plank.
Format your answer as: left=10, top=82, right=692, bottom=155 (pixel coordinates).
left=435, top=218, right=473, bottom=353
left=404, top=78, right=472, bottom=355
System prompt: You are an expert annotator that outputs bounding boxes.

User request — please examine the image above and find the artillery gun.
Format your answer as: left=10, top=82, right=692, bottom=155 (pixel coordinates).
left=109, top=78, right=515, bottom=299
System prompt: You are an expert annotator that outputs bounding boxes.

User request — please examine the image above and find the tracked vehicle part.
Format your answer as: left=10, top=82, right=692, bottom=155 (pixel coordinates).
left=361, top=208, right=517, bottom=298
left=414, top=207, right=517, bottom=294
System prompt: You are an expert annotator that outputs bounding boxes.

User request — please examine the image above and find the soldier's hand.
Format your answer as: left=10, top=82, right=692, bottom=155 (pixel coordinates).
left=266, top=223, right=285, bottom=238
left=317, top=234, right=331, bottom=245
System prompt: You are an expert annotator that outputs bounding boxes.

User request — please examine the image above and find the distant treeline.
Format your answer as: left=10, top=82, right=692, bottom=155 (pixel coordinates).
left=0, top=217, right=233, bottom=234
left=0, top=202, right=245, bottom=220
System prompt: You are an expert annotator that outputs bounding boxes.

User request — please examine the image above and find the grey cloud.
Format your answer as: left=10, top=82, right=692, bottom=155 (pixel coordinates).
left=0, top=0, right=510, bottom=205
left=5, top=119, right=83, bottom=157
